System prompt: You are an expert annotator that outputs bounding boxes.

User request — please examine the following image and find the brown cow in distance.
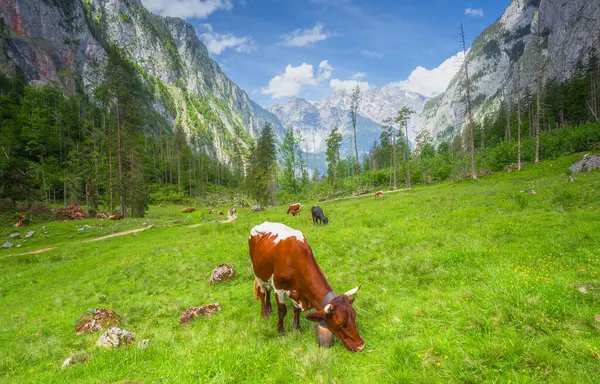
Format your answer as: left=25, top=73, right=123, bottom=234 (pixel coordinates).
left=286, top=203, right=301, bottom=216
left=13, top=216, right=25, bottom=228
left=375, top=191, right=383, bottom=198
left=108, top=215, right=123, bottom=221
left=249, top=222, right=365, bottom=352
left=208, top=209, right=214, bottom=214
left=217, top=211, right=224, bottom=216
left=182, top=208, right=196, bottom=213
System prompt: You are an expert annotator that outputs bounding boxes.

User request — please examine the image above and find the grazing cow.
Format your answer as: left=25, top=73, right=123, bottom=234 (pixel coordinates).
left=208, top=209, right=214, bottom=214
left=249, top=222, right=364, bottom=352
left=182, top=208, right=196, bottom=213
left=311, top=206, right=328, bottom=225
left=13, top=216, right=25, bottom=228
left=108, top=215, right=123, bottom=221
left=375, top=191, right=383, bottom=198
left=228, top=208, right=237, bottom=217
left=217, top=211, right=224, bottom=216
left=287, top=203, right=301, bottom=216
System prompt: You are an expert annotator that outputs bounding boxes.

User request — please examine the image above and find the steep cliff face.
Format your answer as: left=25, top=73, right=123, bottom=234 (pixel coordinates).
left=0, top=0, right=283, bottom=162
left=420, top=0, right=600, bottom=142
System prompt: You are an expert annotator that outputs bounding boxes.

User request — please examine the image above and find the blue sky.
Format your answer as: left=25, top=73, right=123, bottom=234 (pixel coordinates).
left=141, top=0, right=510, bottom=107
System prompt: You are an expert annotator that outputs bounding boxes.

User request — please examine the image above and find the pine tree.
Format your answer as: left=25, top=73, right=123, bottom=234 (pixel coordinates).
left=325, top=126, right=342, bottom=185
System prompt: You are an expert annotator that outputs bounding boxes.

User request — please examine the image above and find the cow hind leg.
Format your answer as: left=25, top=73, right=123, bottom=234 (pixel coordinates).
left=292, top=306, right=301, bottom=331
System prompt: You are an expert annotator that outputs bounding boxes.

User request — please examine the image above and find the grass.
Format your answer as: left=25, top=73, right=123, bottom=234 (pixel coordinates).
left=1, top=153, right=600, bottom=383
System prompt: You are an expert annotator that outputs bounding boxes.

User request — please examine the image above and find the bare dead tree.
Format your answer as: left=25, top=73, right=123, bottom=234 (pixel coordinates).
left=534, top=11, right=542, bottom=165
left=350, top=85, right=362, bottom=177
left=461, top=23, right=477, bottom=180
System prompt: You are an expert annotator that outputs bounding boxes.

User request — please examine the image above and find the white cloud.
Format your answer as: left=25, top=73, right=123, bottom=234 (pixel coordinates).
left=329, top=78, right=370, bottom=92
left=262, top=60, right=333, bottom=98
left=318, top=60, right=333, bottom=80
left=389, top=52, right=465, bottom=97
left=360, top=49, right=383, bottom=58
left=465, top=8, right=484, bottom=17
left=280, top=23, right=328, bottom=47
left=352, top=72, right=367, bottom=79
left=140, top=0, right=232, bottom=19
left=198, top=24, right=254, bottom=55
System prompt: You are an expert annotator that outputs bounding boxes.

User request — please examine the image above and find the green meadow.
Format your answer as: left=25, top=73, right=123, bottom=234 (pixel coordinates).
left=1, top=153, right=600, bottom=383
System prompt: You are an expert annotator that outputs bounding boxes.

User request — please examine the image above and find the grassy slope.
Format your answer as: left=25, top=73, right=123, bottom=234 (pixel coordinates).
left=1, top=154, right=600, bottom=383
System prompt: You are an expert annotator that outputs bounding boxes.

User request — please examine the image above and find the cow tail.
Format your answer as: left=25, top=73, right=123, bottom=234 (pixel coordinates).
left=254, top=279, right=260, bottom=300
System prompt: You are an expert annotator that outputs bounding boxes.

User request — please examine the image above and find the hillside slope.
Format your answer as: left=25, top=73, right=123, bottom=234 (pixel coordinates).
left=0, top=0, right=283, bottom=163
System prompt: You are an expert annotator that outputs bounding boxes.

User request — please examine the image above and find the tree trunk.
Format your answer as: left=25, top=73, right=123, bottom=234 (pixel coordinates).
left=506, top=103, right=512, bottom=143
left=461, top=23, right=477, bottom=180
left=517, top=98, right=522, bottom=171
left=392, top=131, right=397, bottom=190
left=108, top=113, right=113, bottom=214
left=405, top=122, right=411, bottom=188
left=116, top=105, right=125, bottom=217
left=535, top=13, right=542, bottom=165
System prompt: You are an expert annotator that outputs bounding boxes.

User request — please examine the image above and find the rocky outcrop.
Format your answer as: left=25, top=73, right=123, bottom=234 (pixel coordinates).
left=209, top=264, right=236, bottom=284
left=179, top=303, right=222, bottom=324
left=568, top=154, right=600, bottom=173
left=420, top=0, right=600, bottom=142
left=75, top=308, right=120, bottom=335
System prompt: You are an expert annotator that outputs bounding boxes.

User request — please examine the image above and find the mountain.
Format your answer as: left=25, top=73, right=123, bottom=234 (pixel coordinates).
left=419, top=0, right=600, bottom=142
left=268, top=86, right=428, bottom=157
left=0, top=0, right=283, bottom=163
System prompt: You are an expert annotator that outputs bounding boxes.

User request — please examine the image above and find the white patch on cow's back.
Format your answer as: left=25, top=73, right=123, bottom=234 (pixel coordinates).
left=249, top=222, right=305, bottom=244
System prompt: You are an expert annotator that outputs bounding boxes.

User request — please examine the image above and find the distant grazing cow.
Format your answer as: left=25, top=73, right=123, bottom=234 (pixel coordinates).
left=228, top=208, right=237, bottom=217
left=375, top=191, right=383, bottom=198
left=13, top=216, right=25, bottom=228
left=208, top=209, right=214, bottom=214
left=287, top=203, right=301, bottom=216
left=217, top=211, right=224, bottom=216
left=311, top=206, right=328, bottom=225
left=108, top=215, right=123, bottom=221
left=182, top=208, right=196, bottom=213
left=249, top=222, right=364, bottom=352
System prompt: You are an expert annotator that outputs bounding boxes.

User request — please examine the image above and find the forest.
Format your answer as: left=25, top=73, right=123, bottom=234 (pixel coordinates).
left=1, top=48, right=599, bottom=217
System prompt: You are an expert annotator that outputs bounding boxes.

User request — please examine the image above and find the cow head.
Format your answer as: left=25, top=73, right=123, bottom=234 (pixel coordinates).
left=306, top=285, right=364, bottom=352
left=323, top=217, right=329, bottom=225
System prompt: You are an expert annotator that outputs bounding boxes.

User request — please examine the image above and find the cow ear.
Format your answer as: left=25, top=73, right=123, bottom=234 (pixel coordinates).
left=305, top=310, right=326, bottom=323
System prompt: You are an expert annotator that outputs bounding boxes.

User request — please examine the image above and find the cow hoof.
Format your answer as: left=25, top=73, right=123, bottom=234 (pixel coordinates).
left=261, top=311, right=270, bottom=319
left=277, top=327, right=285, bottom=335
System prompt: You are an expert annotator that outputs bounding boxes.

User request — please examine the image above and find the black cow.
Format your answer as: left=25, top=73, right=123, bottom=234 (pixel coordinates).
left=311, top=206, right=329, bottom=225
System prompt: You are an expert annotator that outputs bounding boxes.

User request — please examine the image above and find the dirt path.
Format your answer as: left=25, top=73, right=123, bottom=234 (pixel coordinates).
left=319, top=188, right=411, bottom=204
left=1, top=225, right=155, bottom=259
left=80, top=225, right=154, bottom=243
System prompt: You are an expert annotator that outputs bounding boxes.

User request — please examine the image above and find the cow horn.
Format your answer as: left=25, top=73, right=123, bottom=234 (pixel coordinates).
left=344, top=285, right=361, bottom=296
left=324, top=304, right=333, bottom=313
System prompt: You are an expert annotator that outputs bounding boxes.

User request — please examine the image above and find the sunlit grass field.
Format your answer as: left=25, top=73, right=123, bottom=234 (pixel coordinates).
left=1, top=153, right=600, bottom=383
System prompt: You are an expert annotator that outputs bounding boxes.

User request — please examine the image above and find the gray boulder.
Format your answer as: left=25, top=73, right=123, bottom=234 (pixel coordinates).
left=9, top=233, right=21, bottom=239
left=2, top=242, right=13, bottom=249
left=25, top=231, right=35, bottom=238
left=96, top=327, right=135, bottom=348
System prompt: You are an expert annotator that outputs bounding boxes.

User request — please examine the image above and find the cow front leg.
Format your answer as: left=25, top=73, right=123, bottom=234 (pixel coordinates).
left=264, top=289, right=272, bottom=317
left=292, top=306, right=301, bottom=331
left=277, top=302, right=287, bottom=334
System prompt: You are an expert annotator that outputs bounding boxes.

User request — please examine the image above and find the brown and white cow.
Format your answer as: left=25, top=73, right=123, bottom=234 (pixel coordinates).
left=108, top=215, right=123, bottom=221
left=286, top=203, right=301, bottom=216
left=248, top=222, right=365, bottom=352
left=375, top=191, right=383, bottom=198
